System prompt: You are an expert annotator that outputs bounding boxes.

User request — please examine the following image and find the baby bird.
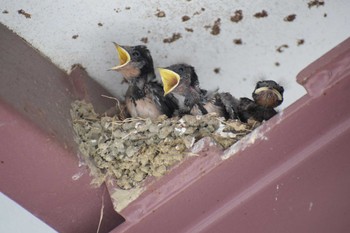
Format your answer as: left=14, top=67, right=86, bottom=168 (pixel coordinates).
left=110, top=43, right=177, bottom=119
left=236, top=97, right=277, bottom=122
left=237, top=80, right=284, bottom=122
left=252, top=80, right=284, bottom=108
left=159, top=63, right=239, bottom=119
left=159, top=64, right=204, bottom=115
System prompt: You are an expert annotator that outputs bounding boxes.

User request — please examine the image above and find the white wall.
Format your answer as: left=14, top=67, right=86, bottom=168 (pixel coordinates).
left=1, top=0, right=349, bottom=109
left=0, top=193, right=57, bottom=233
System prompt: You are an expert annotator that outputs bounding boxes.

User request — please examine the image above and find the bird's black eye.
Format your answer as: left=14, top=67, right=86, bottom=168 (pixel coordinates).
left=132, top=50, right=140, bottom=57
left=178, top=67, right=184, bottom=74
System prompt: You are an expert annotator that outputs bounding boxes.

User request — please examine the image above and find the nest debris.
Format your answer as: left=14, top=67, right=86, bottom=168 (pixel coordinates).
left=71, top=100, right=259, bottom=190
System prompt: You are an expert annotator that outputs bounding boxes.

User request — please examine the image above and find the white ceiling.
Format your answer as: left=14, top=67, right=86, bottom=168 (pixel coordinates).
left=1, top=0, right=349, bottom=109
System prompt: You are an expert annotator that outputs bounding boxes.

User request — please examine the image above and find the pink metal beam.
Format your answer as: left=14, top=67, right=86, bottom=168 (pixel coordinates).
left=0, top=23, right=124, bottom=233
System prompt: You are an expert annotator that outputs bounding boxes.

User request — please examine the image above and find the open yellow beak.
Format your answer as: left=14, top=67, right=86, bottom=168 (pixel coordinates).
left=109, top=43, right=131, bottom=70
left=254, top=87, right=283, bottom=101
left=158, top=68, right=181, bottom=96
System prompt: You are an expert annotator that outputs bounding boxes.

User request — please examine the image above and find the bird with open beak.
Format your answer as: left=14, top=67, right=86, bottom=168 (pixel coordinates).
left=252, top=80, right=284, bottom=108
left=237, top=80, right=284, bottom=122
left=159, top=63, right=239, bottom=119
left=110, top=43, right=177, bottom=119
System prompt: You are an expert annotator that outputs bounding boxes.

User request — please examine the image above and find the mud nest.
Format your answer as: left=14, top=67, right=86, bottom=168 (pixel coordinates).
left=71, top=100, right=259, bottom=190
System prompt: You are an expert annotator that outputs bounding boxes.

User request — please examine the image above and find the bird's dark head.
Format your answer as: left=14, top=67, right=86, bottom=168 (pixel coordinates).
left=110, top=43, right=154, bottom=81
left=159, top=63, right=199, bottom=96
left=252, top=80, right=284, bottom=108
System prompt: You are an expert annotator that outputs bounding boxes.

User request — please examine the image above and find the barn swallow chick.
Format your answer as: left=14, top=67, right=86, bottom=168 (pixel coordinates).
left=217, top=92, right=240, bottom=119
left=237, top=80, right=284, bottom=122
left=252, top=80, right=284, bottom=108
left=159, top=63, right=239, bottom=118
left=110, top=43, right=177, bottom=119
left=110, top=43, right=155, bottom=83
left=159, top=64, right=205, bottom=116
left=237, top=97, right=277, bottom=123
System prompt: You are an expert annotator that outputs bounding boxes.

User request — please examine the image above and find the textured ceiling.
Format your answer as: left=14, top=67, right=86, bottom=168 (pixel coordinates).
left=1, top=0, right=349, bottom=108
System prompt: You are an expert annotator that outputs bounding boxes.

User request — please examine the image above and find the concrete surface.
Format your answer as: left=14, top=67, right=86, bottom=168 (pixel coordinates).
left=1, top=0, right=349, bottom=108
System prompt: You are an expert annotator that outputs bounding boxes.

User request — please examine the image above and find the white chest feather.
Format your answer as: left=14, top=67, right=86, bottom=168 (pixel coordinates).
left=126, top=97, right=162, bottom=119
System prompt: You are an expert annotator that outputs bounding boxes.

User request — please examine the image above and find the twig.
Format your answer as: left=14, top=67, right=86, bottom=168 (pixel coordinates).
left=217, top=118, right=251, bottom=132
left=96, top=188, right=106, bottom=233
left=101, top=94, right=127, bottom=119
left=122, top=130, right=138, bottom=139
left=111, top=117, right=147, bottom=124
left=101, top=94, right=119, bottom=102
